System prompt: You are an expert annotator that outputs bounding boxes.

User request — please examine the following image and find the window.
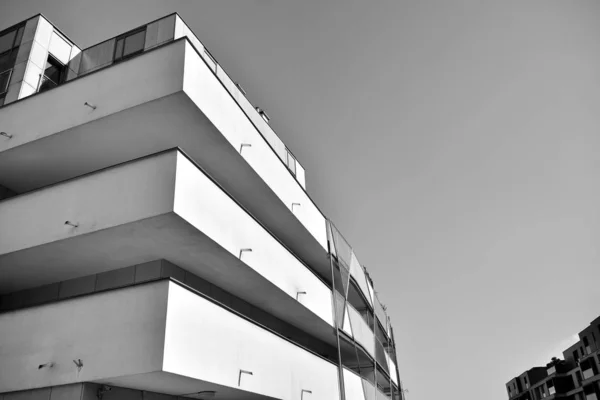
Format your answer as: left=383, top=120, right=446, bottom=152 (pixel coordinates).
left=286, top=149, right=296, bottom=177
left=0, top=24, right=24, bottom=73
left=114, top=27, right=146, bottom=61
left=38, top=55, right=65, bottom=93
left=0, top=69, right=11, bottom=94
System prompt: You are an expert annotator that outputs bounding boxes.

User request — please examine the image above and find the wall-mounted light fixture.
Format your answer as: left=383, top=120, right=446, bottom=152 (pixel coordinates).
left=238, top=248, right=252, bottom=259
left=239, top=143, right=252, bottom=154
left=65, top=221, right=79, bottom=228
left=296, top=291, right=307, bottom=301
left=0, top=131, right=12, bottom=139
left=38, top=362, right=54, bottom=369
left=301, top=389, right=313, bottom=400
left=73, top=358, right=83, bottom=371
left=238, top=369, right=253, bottom=386
left=292, top=203, right=301, bottom=212
left=84, top=102, right=97, bottom=110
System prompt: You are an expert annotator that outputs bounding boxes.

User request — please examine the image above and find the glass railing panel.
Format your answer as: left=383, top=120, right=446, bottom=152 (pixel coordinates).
left=374, top=296, right=387, bottom=332
left=350, top=251, right=373, bottom=307
left=375, top=338, right=389, bottom=374
left=583, top=368, right=594, bottom=380
left=37, top=75, right=58, bottom=93
left=347, top=303, right=375, bottom=358
left=388, top=357, right=398, bottom=385
left=362, top=378, right=377, bottom=400
left=144, top=14, right=175, bottom=51
left=344, top=368, right=367, bottom=400
left=376, top=388, right=391, bottom=400
left=74, top=38, right=116, bottom=78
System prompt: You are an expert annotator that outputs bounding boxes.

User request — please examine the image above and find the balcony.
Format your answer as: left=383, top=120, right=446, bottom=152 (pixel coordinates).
left=0, top=149, right=334, bottom=345
left=0, top=14, right=330, bottom=284
left=0, top=280, right=340, bottom=400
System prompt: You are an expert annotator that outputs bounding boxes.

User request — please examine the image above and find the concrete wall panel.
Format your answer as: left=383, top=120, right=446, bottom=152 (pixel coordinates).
left=21, top=17, right=40, bottom=45
left=58, top=275, right=96, bottom=299
left=182, top=41, right=327, bottom=251
left=173, top=153, right=333, bottom=326
left=0, top=282, right=169, bottom=392
left=48, top=32, right=72, bottom=65
left=33, top=18, right=53, bottom=48
left=94, top=265, right=135, bottom=291
left=163, top=282, right=340, bottom=400
left=0, top=40, right=185, bottom=151
left=0, top=151, right=177, bottom=256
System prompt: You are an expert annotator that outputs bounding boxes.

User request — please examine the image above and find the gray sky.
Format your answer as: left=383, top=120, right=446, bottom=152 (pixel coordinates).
left=2, top=1, right=600, bottom=399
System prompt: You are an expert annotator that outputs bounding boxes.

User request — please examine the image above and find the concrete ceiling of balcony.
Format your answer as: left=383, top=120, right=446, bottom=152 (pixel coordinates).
left=0, top=212, right=337, bottom=348
left=0, top=91, right=331, bottom=284
left=95, top=371, right=279, bottom=400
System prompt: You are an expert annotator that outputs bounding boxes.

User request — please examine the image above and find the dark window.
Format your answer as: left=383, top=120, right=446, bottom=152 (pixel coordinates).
left=0, top=69, right=11, bottom=94
left=0, top=24, right=25, bottom=74
left=0, top=30, right=16, bottom=54
left=0, top=24, right=24, bottom=54
left=38, top=55, right=65, bottom=93
left=114, top=28, right=146, bottom=61
left=584, top=337, right=589, bottom=346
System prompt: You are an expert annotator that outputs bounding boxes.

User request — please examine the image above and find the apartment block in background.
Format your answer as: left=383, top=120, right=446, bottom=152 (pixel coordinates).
left=0, top=13, right=404, bottom=400
left=506, top=317, right=600, bottom=400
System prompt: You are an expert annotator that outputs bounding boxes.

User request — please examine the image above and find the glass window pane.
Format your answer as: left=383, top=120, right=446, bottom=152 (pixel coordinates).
left=123, top=30, right=145, bottom=57
left=14, top=26, right=24, bottom=47
left=0, top=70, right=11, bottom=93
left=0, top=30, right=16, bottom=54
left=114, top=38, right=124, bottom=60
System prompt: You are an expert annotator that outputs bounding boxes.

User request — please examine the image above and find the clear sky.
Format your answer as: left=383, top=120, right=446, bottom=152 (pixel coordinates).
left=2, top=1, right=600, bottom=399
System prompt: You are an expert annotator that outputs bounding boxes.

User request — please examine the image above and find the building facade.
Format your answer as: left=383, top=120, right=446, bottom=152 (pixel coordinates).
left=506, top=317, right=600, bottom=400
left=0, top=13, right=403, bottom=400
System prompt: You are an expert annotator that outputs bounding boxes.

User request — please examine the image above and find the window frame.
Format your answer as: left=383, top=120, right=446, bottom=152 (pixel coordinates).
left=0, top=68, right=12, bottom=95
left=113, top=26, right=147, bottom=63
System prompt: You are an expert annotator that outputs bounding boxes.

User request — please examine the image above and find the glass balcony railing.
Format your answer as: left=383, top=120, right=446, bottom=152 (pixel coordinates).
left=37, top=75, right=59, bottom=93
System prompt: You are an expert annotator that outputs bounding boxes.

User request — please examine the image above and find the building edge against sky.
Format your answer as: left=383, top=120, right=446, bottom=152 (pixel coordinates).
left=0, top=12, right=404, bottom=400
left=505, top=316, right=600, bottom=400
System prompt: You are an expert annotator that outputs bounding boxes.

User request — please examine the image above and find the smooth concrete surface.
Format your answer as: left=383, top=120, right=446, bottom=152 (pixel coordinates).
left=164, top=283, right=340, bottom=400
left=181, top=40, right=326, bottom=250
left=173, top=152, right=333, bottom=326
left=0, top=150, right=336, bottom=346
left=0, top=281, right=169, bottom=392
left=0, top=38, right=330, bottom=283
left=0, top=281, right=339, bottom=400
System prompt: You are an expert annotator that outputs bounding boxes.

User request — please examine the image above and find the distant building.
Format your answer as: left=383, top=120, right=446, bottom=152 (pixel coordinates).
left=506, top=316, right=600, bottom=400
left=0, top=12, right=403, bottom=400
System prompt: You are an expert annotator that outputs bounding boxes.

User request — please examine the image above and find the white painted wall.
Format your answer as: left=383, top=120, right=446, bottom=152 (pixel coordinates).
left=173, top=153, right=333, bottom=326
left=0, top=40, right=185, bottom=152
left=173, top=15, right=309, bottom=191
left=0, top=281, right=169, bottom=393
left=181, top=41, right=327, bottom=251
left=0, top=152, right=176, bottom=255
left=163, top=282, right=340, bottom=400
